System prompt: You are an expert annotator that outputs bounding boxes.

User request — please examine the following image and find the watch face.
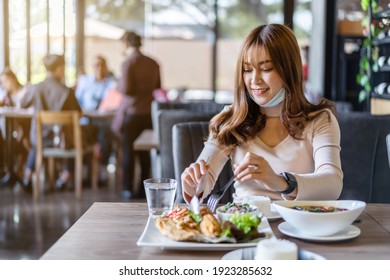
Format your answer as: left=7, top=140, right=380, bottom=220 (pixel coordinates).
left=285, top=172, right=295, bottom=182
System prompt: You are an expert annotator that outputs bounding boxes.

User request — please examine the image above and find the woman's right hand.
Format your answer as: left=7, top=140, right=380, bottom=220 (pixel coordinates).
left=181, top=159, right=209, bottom=201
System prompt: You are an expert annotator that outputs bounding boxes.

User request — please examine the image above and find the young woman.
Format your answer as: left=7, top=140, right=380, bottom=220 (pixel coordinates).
left=181, top=24, right=343, bottom=203
left=0, top=67, right=27, bottom=107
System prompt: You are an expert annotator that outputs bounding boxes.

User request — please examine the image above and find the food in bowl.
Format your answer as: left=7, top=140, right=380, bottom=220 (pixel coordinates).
left=216, top=202, right=258, bottom=222
left=218, top=202, right=256, bottom=214
left=273, top=200, right=366, bottom=237
left=290, top=205, right=348, bottom=213
left=234, top=195, right=272, bottom=216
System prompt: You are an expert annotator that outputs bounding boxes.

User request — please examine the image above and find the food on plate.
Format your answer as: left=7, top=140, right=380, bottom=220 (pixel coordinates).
left=199, top=213, right=221, bottom=237
left=255, top=239, right=298, bottom=260
left=290, top=205, right=348, bottom=213
left=155, top=205, right=226, bottom=242
left=155, top=205, right=268, bottom=243
left=221, top=212, right=265, bottom=242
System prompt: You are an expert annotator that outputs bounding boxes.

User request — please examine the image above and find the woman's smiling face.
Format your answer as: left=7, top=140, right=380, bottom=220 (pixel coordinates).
left=243, top=46, right=284, bottom=107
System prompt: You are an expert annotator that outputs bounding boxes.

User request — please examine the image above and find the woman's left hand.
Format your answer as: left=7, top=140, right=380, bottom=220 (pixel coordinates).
left=233, top=152, right=286, bottom=192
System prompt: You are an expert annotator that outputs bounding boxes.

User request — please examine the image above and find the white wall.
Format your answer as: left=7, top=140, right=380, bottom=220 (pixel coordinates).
left=84, top=37, right=242, bottom=92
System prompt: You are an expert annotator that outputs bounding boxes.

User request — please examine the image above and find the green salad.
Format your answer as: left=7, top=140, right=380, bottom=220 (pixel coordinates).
left=220, top=212, right=263, bottom=242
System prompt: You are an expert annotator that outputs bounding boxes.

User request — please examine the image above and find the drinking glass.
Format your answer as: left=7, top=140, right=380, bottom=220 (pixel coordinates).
left=144, top=178, right=177, bottom=216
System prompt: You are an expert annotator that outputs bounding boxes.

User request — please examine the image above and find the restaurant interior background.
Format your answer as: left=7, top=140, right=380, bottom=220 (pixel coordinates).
left=2, top=0, right=388, bottom=110
left=1, top=0, right=390, bottom=260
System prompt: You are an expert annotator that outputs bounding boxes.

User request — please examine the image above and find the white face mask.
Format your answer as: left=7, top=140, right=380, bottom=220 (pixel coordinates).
left=261, top=87, right=285, bottom=108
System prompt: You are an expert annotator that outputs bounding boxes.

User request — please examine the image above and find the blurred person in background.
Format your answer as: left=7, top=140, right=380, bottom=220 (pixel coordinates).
left=75, top=55, right=116, bottom=110
left=0, top=81, right=6, bottom=180
left=112, top=31, right=161, bottom=200
left=0, top=131, right=4, bottom=179
left=75, top=55, right=116, bottom=184
left=22, top=54, right=84, bottom=191
left=0, top=135, right=4, bottom=181
left=0, top=67, right=28, bottom=107
left=0, top=67, right=31, bottom=182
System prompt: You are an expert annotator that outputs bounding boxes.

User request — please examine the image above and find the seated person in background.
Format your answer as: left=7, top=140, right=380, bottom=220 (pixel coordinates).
left=0, top=84, right=5, bottom=179
left=0, top=130, right=5, bottom=180
left=71, top=66, right=86, bottom=92
left=23, top=54, right=86, bottom=191
left=75, top=55, right=116, bottom=184
left=0, top=67, right=31, bottom=179
left=0, top=67, right=28, bottom=107
left=75, top=55, right=116, bottom=111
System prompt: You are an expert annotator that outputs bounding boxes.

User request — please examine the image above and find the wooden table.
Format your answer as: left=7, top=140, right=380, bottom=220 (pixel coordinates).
left=40, top=202, right=390, bottom=260
left=82, top=109, right=115, bottom=120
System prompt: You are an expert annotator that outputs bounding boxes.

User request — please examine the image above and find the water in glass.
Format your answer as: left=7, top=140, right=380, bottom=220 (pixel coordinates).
left=144, top=178, right=177, bottom=216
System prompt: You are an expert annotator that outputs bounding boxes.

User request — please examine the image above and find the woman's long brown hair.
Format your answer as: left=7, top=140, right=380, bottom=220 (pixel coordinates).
left=209, top=24, right=335, bottom=148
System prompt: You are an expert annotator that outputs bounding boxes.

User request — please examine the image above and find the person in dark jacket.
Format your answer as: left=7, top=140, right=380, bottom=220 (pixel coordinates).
left=23, top=54, right=82, bottom=191
left=113, top=31, right=161, bottom=200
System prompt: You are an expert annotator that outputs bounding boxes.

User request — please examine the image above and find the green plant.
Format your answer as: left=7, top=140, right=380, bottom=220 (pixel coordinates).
left=356, top=0, right=381, bottom=103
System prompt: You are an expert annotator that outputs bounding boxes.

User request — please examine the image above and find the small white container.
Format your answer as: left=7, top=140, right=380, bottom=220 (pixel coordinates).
left=255, top=239, right=298, bottom=260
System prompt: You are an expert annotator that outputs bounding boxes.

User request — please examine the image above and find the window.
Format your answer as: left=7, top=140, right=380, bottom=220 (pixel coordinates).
left=84, top=0, right=286, bottom=94
left=2, top=0, right=313, bottom=96
left=9, top=0, right=27, bottom=84
left=30, top=0, right=48, bottom=84
left=217, top=0, right=284, bottom=91
left=6, top=0, right=76, bottom=86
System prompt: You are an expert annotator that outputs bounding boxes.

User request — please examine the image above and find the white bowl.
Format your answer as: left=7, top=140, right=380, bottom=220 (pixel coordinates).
left=216, top=203, right=259, bottom=223
left=233, top=195, right=272, bottom=217
left=273, top=200, right=366, bottom=237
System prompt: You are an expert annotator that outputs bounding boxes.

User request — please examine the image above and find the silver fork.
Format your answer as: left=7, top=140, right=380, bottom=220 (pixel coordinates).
left=189, top=158, right=209, bottom=214
left=206, top=174, right=236, bottom=213
left=189, top=175, right=204, bottom=214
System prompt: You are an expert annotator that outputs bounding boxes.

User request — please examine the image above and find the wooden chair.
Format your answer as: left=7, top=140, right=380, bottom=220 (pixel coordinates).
left=34, top=111, right=98, bottom=200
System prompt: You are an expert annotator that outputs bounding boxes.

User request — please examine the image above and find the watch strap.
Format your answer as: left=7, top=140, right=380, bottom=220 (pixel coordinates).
left=278, top=172, right=297, bottom=195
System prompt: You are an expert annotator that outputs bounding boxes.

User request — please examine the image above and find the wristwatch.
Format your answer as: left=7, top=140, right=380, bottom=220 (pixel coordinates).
left=278, top=172, right=297, bottom=195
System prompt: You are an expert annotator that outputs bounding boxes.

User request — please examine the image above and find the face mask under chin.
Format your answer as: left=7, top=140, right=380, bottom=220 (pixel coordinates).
left=248, top=87, right=285, bottom=108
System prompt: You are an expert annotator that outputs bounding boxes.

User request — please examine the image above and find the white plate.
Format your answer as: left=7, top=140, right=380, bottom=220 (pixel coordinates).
left=278, top=222, right=361, bottom=242
left=137, top=216, right=275, bottom=251
left=222, top=247, right=326, bottom=260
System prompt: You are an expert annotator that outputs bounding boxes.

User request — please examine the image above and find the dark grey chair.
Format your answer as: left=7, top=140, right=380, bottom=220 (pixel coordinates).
left=172, top=121, right=234, bottom=203
left=338, top=112, right=390, bottom=203
left=335, top=101, right=353, bottom=113
left=151, top=100, right=228, bottom=137
left=387, top=133, right=390, bottom=168
left=156, top=102, right=227, bottom=180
